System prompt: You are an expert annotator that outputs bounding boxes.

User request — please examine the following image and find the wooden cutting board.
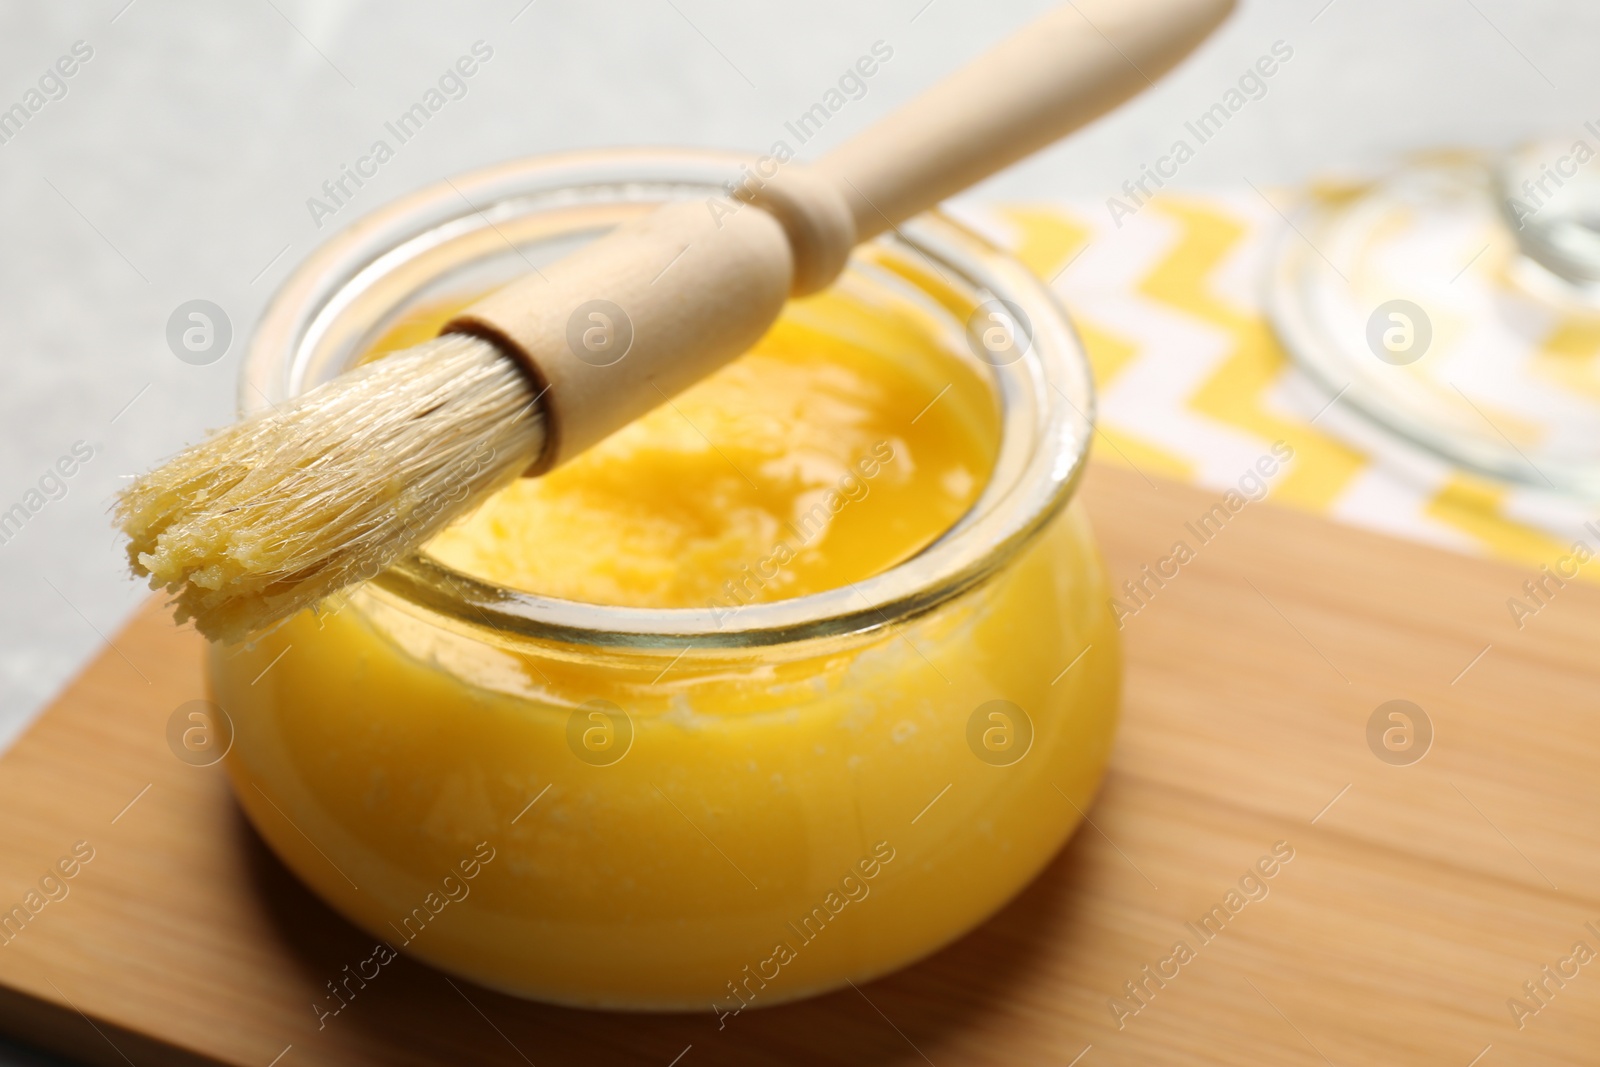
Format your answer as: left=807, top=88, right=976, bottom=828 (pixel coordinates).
left=2, top=462, right=1597, bottom=1067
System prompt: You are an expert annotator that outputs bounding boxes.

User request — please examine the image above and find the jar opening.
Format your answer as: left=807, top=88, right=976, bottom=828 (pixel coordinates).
left=245, top=149, right=1095, bottom=648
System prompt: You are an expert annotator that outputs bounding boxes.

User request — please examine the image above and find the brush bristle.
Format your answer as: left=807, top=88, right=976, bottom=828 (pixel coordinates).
left=117, top=334, right=544, bottom=643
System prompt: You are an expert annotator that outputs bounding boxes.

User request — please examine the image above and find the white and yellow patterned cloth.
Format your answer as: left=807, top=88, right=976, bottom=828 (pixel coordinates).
left=950, top=193, right=1600, bottom=580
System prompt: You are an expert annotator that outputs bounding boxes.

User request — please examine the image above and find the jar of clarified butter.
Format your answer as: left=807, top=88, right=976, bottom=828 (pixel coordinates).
left=215, top=149, right=1120, bottom=1011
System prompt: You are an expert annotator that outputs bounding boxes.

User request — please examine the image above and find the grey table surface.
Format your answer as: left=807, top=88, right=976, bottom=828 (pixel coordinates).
left=1, top=0, right=1595, bottom=1062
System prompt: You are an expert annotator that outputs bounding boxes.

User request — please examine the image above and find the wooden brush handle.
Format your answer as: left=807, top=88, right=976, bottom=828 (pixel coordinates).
left=446, top=201, right=793, bottom=474
left=449, top=0, right=1233, bottom=472
left=816, top=0, right=1235, bottom=240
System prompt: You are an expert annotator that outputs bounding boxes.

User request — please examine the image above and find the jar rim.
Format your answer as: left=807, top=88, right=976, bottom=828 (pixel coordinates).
left=245, top=148, right=1096, bottom=649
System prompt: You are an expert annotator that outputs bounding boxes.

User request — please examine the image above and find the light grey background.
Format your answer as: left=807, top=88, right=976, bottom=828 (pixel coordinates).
left=0, top=1, right=1593, bottom=1058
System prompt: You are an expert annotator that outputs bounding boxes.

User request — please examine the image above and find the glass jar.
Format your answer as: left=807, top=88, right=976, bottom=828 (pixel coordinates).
left=213, top=149, right=1120, bottom=1011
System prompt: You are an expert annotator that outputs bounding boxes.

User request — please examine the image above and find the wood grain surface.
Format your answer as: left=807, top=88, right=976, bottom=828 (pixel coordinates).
left=0, top=461, right=1596, bottom=1066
